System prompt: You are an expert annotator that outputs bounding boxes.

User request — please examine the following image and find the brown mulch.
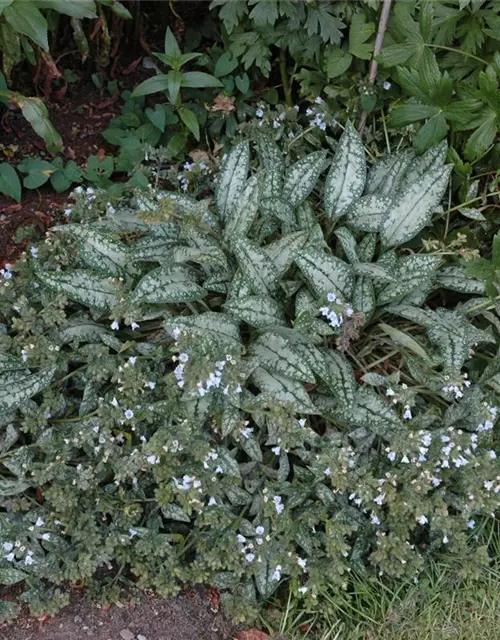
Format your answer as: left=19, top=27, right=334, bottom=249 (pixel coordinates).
left=0, top=587, right=239, bottom=640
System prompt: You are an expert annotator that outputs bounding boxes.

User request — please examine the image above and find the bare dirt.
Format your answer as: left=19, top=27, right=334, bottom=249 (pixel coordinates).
left=0, top=587, right=239, bottom=640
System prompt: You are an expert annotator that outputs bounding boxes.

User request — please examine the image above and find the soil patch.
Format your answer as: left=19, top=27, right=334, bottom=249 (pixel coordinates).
left=0, top=587, right=237, bottom=640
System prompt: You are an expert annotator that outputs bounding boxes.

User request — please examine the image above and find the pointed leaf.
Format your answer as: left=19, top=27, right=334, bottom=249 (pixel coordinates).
left=224, top=296, right=285, bottom=328
left=232, top=235, right=280, bottom=296
left=296, top=246, right=354, bottom=299
left=282, top=150, right=328, bottom=209
left=216, top=141, right=250, bottom=219
left=251, top=367, right=316, bottom=414
left=36, top=268, right=120, bottom=312
left=131, top=264, right=204, bottom=304
left=0, top=367, right=56, bottom=414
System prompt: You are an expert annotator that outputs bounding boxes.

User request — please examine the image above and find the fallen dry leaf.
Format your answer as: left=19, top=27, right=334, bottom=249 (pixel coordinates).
left=210, top=93, right=236, bottom=113
left=234, top=629, right=270, bottom=640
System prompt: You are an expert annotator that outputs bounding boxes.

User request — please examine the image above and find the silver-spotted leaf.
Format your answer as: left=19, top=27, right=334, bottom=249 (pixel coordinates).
left=282, top=150, right=328, bottom=209
left=232, top=235, right=280, bottom=296
left=249, top=332, right=316, bottom=383
left=131, top=264, right=204, bottom=304
left=216, top=141, right=250, bottom=218
left=36, top=268, right=120, bottom=312
left=224, top=296, right=285, bottom=328
left=251, top=367, right=316, bottom=413
left=346, top=194, right=393, bottom=232
left=324, top=121, right=366, bottom=220
left=224, top=174, right=260, bottom=239
left=295, top=246, right=354, bottom=299
left=365, top=150, right=414, bottom=195
left=0, top=367, right=57, bottom=414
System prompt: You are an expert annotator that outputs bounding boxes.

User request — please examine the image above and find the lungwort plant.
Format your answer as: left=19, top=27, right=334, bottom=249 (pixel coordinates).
left=0, top=126, right=499, bottom=621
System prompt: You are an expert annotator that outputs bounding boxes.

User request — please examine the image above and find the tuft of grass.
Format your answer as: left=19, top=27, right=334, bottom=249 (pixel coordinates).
left=263, top=552, right=500, bottom=639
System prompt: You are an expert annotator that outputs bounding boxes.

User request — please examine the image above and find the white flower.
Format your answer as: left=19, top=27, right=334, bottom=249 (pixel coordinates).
left=111, top=320, right=119, bottom=331
left=255, top=107, right=264, bottom=118
left=30, top=247, right=38, bottom=258
left=3, top=542, right=13, bottom=552
left=417, top=515, right=428, bottom=525
left=383, top=81, right=391, bottom=90
left=25, top=554, right=34, bottom=566
left=64, top=208, right=72, bottom=217
left=208, top=497, right=217, bottom=506
left=373, top=493, right=386, bottom=506
left=273, top=495, right=284, bottom=514
left=298, top=418, right=306, bottom=428
left=255, top=526, right=265, bottom=535
left=147, top=455, right=159, bottom=464
left=327, top=292, right=337, bottom=303
left=305, top=108, right=313, bottom=115
left=128, top=356, right=137, bottom=366
left=35, top=517, right=45, bottom=528
left=387, top=451, right=396, bottom=462
left=237, top=534, right=246, bottom=544
left=41, top=533, right=51, bottom=541
left=467, top=519, right=475, bottom=529
left=245, top=553, right=255, bottom=563
left=488, top=450, right=497, bottom=460
left=130, top=322, right=140, bottom=331
left=129, top=529, right=138, bottom=536
left=124, top=409, right=134, bottom=420
left=179, top=353, right=189, bottom=363
left=21, top=349, right=28, bottom=362
left=4, top=552, right=14, bottom=562
left=324, top=467, right=331, bottom=476
left=431, top=477, right=441, bottom=488
left=111, top=397, right=119, bottom=408
left=421, top=434, right=432, bottom=447
left=273, top=120, right=280, bottom=128
left=73, top=186, right=84, bottom=195
left=146, top=381, right=156, bottom=390
left=271, top=565, right=282, bottom=581
left=315, top=96, right=323, bottom=104
left=403, top=407, right=412, bottom=420
left=240, top=427, right=253, bottom=439
left=271, top=446, right=281, bottom=456
left=298, top=586, right=308, bottom=594
left=443, top=535, right=449, bottom=544
left=235, top=384, right=242, bottom=393
left=297, top=557, right=307, bottom=569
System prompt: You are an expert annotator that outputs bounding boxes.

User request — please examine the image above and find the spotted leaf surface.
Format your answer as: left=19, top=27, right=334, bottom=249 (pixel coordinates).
left=295, top=246, right=354, bottom=299
left=36, top=268, right=121, bottom=312
left=216, top=141, right=250, bottom=219
left=0, top=367, right=57, bottom=414
left=282, top=150, right=328, bottom=209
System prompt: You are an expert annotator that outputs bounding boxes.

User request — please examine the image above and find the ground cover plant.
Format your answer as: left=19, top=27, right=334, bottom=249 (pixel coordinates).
left=0, top=120, right=499, bottom=625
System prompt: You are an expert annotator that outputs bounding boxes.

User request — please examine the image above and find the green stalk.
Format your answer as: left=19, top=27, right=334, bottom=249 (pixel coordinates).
left=279, top=49, right=293, bottom=108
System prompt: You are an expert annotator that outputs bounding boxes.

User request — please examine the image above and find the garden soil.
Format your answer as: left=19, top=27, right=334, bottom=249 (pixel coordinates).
left=0, top=587, right=239, bottom=640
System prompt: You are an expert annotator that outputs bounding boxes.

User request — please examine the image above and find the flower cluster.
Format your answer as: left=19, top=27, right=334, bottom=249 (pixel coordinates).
left=319, top=292, right=353, bottom=328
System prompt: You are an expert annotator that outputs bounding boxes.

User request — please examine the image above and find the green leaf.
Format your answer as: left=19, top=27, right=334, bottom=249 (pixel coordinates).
left=0, top=366, right=56, bottom=414
left=260, top=197, right=295, bottom=226
left=265, top=231, right=309, bottom=278
left=311, top=348, right=356, bottom=409
left=146, top=104, right=166, bottom=132
left=437, top=265, right=486, bottom=295
left=343, top=387, right=403, bottom=436
left=296, top=246, right=354, bottom=300
left=381, top=162, right=452, bottom=248
left=324, top=122, right=366, bottom=220
left=377, top=43, right=416, bottom=67
left=379, top=323, right=431, bottom=360
left=164, top=27, right=181, bottom=59
left=36, top=0, right=96, bottom=19
left=224, top=295, right=285, bottom=329
left=36, top=268, right=121, bottom=312
left=377, top=255, right=442, bottom=305
left=251, top=367, right=316, bottom=414
left=0, top=0, right=13, bottom=16
left=224, top=174, right=260, bottom=239
left=131, top=265, right=204, bottom=304
left=131, top=74, right=169, bottom=98
left=390, top=104, right=440, bottom=128
left=0, top=162, right=21, bottom=201
left=282, top=150, right=328, bottom=209
left=334, top=227, right=359, bottom=264
left=413, top=113, right=449, bottom=153
left=216, top=141, right=250, bottom=219
left=232, top=235, right=280, bottom=296
left=352, top=262, right=395, bottom=282
left=352, top=276, right=376, bottom=320
left=349, top=13, right=375, bottom=60
left=4, top=2, right=48, bottom=50
left=464, top=115, right=497, bottom=161
left=52, top=224, right=130, bottom=276
left=180, top=71, right=223, bottom=89
left=162, top=503, right=191, bottom=523
left=215, top=51, right=238, bottom=77
left=256, top=134, right=284, bottom=199
left=5, top=94, right=63, bottom=153
left=325, top=47, right=352, bottom=78
left=177, top=105, right=200, bottom=140
left=250, top=332, right=316, bottom=383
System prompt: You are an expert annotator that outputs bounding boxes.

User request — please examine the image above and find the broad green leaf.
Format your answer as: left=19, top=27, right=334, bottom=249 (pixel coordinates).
left=249, top=332, right=316, bottom=383
left=296, top=246, right=354, bottom=299
left=131, top=264, right=204, bottom=304
left=326, top=47, right=352, bottom=78
left=413, top=113, right=449, bottom=154
left=0, top=162, right=21, bottom=201
left=346, top=194, right=393, bottom=233
left=224, top=174, right=260, bottom=239
left=180, top=71, right=223, bottom=88
left=53, top=224, right=129, bottom=276
left=131, top=74, right=169, bottom=98
left=256, top=133, right=285, bottom=199
left=251, top=367, right=316, bottom=414
left=260, top=197, right=295, bottom=226
left=216, top=141, right=250, bottom=219
left=378, top=323, right=431, bottom=360
left=0, top=568, right=28, bottom=585
left=390, top=104, right=440, bottom=128
left=0, top=366, right=56, bottom=414
left=162, top=504, right=191, bottom=523
left=342, top=387, right=403, bottom=435
left=282, top=150, right=328, bottom=209
left=437, top=265, right=486, bottom=295
left=3, top=94, right=62, bottom=153
left=36, top=268, right=120, bottom=312
left=311, top=348, right=356, bottom=409
left=178, top=105, right=200, bottom=140
left=4, top=2, right=48, bottom=50
left=224, top=295, right=285, bottom=328
left=36, top=0, right=96, bottom=18
left=232, top=235, right=279, bottom=296
left=381, top=164, right=452, bottom=248
left=334, top=227, right=359, bottom=264
left=146, top=104, right=166, bottom=132
left=324, top=122, right=366, bottom=220
left=164, top=26, right=181, bottom=59
left=352, top=262, right=395, bottom=282
left=399, top=141, right=448, bottom=189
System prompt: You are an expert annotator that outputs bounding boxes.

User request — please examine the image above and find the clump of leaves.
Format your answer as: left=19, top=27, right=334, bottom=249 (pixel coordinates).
left=0, top=126, right=498, bottom=622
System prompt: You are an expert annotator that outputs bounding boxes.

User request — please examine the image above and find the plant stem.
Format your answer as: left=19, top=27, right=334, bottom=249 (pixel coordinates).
left=279, top=49, right=293, bottom=108
left=359, top=0, right=393, bottom=134
left=425, top=44, right=487, bottom=65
